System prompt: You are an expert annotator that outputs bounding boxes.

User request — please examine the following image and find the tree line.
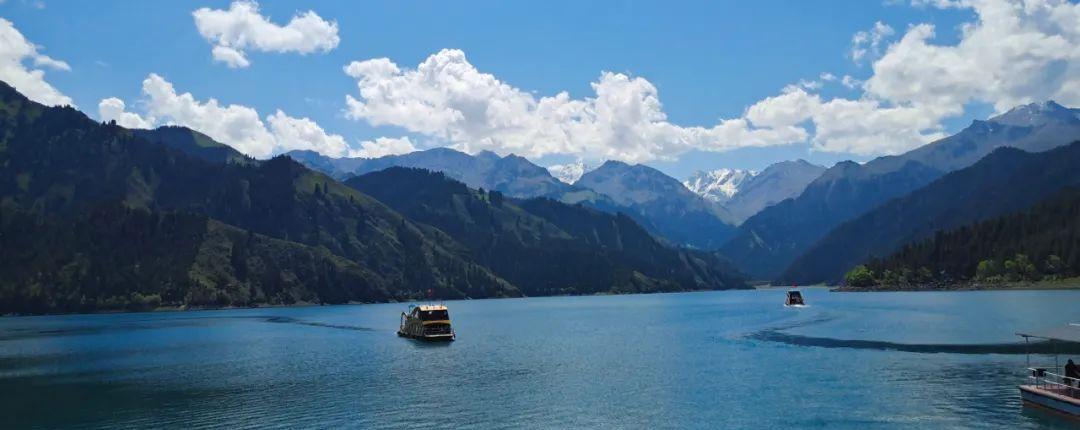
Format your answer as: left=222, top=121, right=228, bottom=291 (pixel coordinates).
left=843, top=186, right=1080, bottom=288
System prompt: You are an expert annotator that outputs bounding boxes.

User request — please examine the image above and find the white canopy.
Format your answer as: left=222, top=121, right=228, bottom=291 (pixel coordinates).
left=1017, top=323, right=1080, bottom=343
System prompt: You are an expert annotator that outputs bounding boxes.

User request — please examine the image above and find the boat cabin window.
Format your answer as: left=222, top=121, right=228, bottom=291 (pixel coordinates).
left=419, top=310, right=449, bottom=321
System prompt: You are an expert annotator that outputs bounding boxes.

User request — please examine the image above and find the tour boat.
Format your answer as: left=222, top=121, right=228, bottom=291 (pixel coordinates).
left=785, top=290, right=805, bottom=307
left=1016, top=324, right=1080, bottom=418
left=398, top=304, right=455, bottom=341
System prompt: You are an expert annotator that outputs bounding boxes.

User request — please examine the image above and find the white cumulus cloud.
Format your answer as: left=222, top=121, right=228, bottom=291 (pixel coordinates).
left=101, top=74, right=411, bottom=160
left=865, top=0, right=1080, bottom=115
left=79, top=0, right=1080, bottom=165
left=851, top=21, right=896, bottom=63
left=749, top=0, right=1080, bottom=156
left=343, top=49, right=806, bottom=163
left=354, top=137, right=417, bottom=158
left=840, top=75, right=863, bottom=89
left=339, top=0, right=1080, bottom=160
left=266, top=110, right=353, bottom=157
left=140, top=73, right=277, bottom=157
left=0, top=18, right=72, bottom=106
left=193, top=0, right=339, bottom=68
left=98, top=97, right=153, bottom=129
left=743, top=85, right=947, bottom=155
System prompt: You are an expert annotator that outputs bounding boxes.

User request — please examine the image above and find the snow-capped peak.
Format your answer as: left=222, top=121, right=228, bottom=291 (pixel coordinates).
left=547, top=161, right=590, bottom=184
left=683, top=168, right=758, bottom=203
left=990, top=100, right=1079, bottom=127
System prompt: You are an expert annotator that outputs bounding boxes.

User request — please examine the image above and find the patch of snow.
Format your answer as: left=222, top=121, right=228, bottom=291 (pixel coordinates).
left=547, top=162, right=590, bottom=184
left=683, top=169, right=758, bottom=203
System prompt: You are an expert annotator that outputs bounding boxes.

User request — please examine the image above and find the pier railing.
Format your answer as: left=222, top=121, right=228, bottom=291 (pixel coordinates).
left=1027, top=368, right=1080, bottom=399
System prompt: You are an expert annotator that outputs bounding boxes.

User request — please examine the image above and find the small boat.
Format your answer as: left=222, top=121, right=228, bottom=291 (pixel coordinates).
left=1017, top=324, right=1080, bottom=418
left=398, top=304, right=455, bottom=341
left=785, top=290, right=805, bottom=307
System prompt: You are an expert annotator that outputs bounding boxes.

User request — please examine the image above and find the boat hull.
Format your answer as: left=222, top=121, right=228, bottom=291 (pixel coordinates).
left=1020, top=385, right=1080, bottom=417
left=397, top=330, right=455, bottom=341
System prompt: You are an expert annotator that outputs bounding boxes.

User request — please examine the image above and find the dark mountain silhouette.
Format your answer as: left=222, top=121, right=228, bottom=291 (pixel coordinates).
left=288, top=147, right=572, bottom=198
left=863, top=186, right=1080, bottom=286
left=291, top=148, right=740, bottom=250
left=346, top=167, right=747, bottom=295
left=0, top=81, right=518, bottom=313
left=0, top=81, right=745, bottom=314
left=133, top=126, right=252, bottom=165
left=780, top=142, right=1080, bottom=284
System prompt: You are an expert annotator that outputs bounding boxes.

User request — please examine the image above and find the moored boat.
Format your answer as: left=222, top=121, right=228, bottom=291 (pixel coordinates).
left=398, top=304, right=455, bottom=341
left=1017, top=324, right=1080, bottom=418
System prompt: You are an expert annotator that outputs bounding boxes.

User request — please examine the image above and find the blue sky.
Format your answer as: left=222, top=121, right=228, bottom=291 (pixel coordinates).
left=2, top=0, right=1074, bottom=179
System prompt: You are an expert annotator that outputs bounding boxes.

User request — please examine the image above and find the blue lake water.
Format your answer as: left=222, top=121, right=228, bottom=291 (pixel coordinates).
left=1, top=288, right=1078, bottom=429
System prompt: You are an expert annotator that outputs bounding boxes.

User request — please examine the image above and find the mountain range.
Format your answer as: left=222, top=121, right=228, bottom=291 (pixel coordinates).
left=721, top=101, right=1080, bottom=280
left=288, top=148, right=572, bottom=199
left=6, top=73, right=1077, bottom=308
left=347, top=167, right=745, bottom=295
left=290, top=148, right=745, bottom=249
left=863, top=185, right=1080, bottom=286
left=779, top=141, right=1080, bottom=284
left=0, top=81, right=746, bottom=314
left=290, top=145, right=827, bottom=251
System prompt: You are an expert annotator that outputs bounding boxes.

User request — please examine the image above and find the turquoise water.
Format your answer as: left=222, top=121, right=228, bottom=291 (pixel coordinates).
left=1, top=288, right=1078, bottom=429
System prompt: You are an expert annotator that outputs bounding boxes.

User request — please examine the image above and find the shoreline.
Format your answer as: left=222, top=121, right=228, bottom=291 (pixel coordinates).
left=0, top=286, right=753, bottom=318
left=832, top=280, right=1080, bottom=292
left=7, top=282, right=1078, bottom=318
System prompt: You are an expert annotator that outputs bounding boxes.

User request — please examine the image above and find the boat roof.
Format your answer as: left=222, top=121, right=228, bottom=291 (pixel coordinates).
left=417, top=304, right=447, bottom=311
left=1017, top=323, right=1080, bottom=343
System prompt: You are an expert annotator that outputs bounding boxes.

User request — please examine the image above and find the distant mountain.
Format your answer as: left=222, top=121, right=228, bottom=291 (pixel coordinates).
left=0, top=81, right=520, bottom=313
left=683, top=168, right=757, bottom=204
left=346, top=168, right=747, bottom=295
left=288, top=148, right=735, bottom=248
left=779, top=142, right=1080, bottom=284
left=289, top=148, right=744, bottom=249
left=864, top=101, right=1080, bottom=174
left=133, top=126, right=252, bottom=165
left=287, top=148, right=572, bottom=199
left=721, top=160, right=825, bottom=224
left=285, top=149, right=367, bottom=178
left=863, top=186, right=1080, bottom=286
left=547, top=161, right=590, bottom=184
left=0, top=80, right=747, bottom=314
left=721, top=100, right=1080, bottom=280
left=574, top=160, right=737, bottom=249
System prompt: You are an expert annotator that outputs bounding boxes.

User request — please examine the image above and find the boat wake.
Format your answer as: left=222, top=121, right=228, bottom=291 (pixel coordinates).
left=747, top=311, right=1080, bottom=355
left=748, top=329, right=1080, bottom=354
left=262, top=316, right=376, bottom=332
left=0, top=315, right=377, bottom=343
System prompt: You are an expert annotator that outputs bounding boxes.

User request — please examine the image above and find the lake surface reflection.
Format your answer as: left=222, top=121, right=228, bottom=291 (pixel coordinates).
left=1, top=288, right=1078, bottom=429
